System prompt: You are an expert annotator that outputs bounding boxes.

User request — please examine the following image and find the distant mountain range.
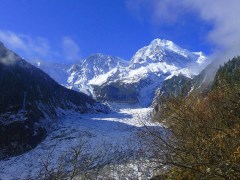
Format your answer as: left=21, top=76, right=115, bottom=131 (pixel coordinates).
left=33, top=39, right=208, bottom=106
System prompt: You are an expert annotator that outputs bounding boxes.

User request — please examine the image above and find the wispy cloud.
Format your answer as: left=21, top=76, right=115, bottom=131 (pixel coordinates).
left=0, top=30, right=81, bottom=62
left=0, top=30, right=54, bottom=59
left=126, top=0, right=186, bottom=24
left=184, top=0, right=240, bottom=61
left=0, top=48, right=19, bottom=66
left=62, top=36, right=80, bottom=62
left=126, top=0, right=240, bottom=62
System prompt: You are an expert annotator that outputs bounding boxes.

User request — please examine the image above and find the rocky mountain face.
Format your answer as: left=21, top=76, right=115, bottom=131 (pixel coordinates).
left=151, top=57, right=223, bottom=113
left=32, top=54, right=129, bottom=96
left=150, top=45, right=240, bottom=113
left=90, top=39, right=207, bottom=106
left=67, top=53, right=129, bottom=95
left=34, top=39, right=207, bottom=106
left=0, top=42, right=109, bottom=159
left=151, top=75, right=192, bottom=109
left=130, top=39, right=206, bottom=69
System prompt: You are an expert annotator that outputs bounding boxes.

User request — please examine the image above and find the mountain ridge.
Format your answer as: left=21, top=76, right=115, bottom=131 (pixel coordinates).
left=0, top=42, right=109, bottom=159
left=32, top=38, right=208, bottom=106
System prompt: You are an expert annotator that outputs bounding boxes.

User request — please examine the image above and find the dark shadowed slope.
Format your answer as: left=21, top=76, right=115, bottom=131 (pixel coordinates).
left=0, top=42, right=109, bottom=158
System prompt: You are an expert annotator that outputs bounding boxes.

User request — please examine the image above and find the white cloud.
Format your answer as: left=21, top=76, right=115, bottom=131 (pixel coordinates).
left=126, top=0, right=186, bottom=24
left=0, top=30, right=81, bottom=62
left=0, top=31, right=27, bottom=50
left=62, top=36, right=80, bottom=62
left=126, top=0, right=240, bottom=62
left=0, top=30, right=54, bottom=60
left=184, top=0, right=240, bottom=61
left=0, top=49, right=19, bottom=65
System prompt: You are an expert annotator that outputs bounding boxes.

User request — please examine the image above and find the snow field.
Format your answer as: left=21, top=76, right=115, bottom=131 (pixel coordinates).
left=0, top=106, right=163, bottom=179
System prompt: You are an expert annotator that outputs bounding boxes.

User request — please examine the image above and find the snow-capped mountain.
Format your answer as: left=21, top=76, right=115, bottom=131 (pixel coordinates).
left=31, top=54, right=129, bottom=96
left=32, top=39, right=207, bottom=106
left=90, top=39, right=207, bottom=106
left=130, top=39, right=206, bottom=71
left=67, top=53, right=129, bottom=95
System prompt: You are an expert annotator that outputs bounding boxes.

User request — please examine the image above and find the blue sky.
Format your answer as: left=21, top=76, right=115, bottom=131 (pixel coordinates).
left=0, top=0, right=239, bottom=62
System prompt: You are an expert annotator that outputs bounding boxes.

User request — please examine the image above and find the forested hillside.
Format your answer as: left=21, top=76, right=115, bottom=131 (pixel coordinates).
left=0, top=42, right=108, bottom=159
left=151, top=57, right=240, bottom=179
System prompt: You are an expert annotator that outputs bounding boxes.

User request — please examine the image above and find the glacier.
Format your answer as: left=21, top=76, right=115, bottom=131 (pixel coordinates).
left=0, top=105, right=162, bottom=179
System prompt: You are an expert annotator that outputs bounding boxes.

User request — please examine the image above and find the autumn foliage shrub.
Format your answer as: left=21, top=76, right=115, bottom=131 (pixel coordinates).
left=153, top=83, right=240, bottom=179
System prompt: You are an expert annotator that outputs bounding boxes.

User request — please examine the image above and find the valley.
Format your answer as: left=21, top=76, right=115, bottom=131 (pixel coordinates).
left=0, top=38, right=209, bottom=179
left=0, top=105, right=162, bottom=179
left=1, top=1, right=240, bottom=178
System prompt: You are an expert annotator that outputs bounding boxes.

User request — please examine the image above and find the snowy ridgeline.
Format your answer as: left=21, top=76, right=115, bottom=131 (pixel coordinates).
left=33, top=39, right=207, bottom=105
left=0, top=106, right=164, bottom=179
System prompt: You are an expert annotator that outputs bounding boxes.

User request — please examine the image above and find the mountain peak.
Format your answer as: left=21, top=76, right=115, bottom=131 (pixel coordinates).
left=149, top=38, right=189, bottom=57
left=34, top=38, right=207, bottom=103
left=131, top=38, right=207, bottom=69
left=80, top=53, right=129, bottom=67
left=150, top=38, right=174, bottom=47
left=86, top=53, right=128, bottom=64
left=67, top=53, right=129, bottom=95
left=88, top=53, right=110, bottom=59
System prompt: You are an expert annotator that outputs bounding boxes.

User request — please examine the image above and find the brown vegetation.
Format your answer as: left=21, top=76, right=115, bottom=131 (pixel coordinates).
left=152, top=82, right=240, bottom=179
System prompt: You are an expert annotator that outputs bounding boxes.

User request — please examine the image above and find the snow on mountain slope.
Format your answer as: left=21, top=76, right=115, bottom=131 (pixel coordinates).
left=130, top=39, right=206, bottom=69
left=30, top=39, right=207, bottom=106
left=31, top=54, right=129, bottom=96
left=90, top=39, right=207, bottom=106
left=89, top=39, right=201, bottom=88
left=67, top=53, right=129, bottom=95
